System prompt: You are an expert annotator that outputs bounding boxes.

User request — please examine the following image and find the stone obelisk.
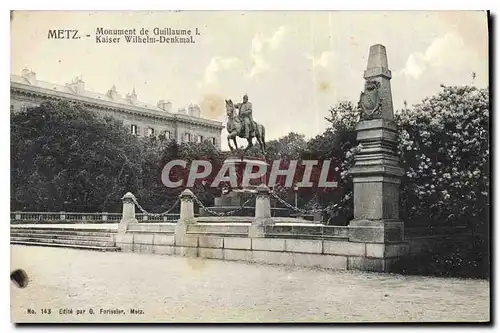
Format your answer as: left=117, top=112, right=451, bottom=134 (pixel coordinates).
left=348, top=44, right=405, bottom=243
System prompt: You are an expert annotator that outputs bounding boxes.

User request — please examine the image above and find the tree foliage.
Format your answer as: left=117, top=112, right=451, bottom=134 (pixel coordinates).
left=11, top=101, right=221, bottom=212
left=11, top=101, right=141, bottom=212
left=396, top=85, right=490, bottom=231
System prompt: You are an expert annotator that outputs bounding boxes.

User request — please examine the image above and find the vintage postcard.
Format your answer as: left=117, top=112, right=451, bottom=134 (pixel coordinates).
left=10, top=10, right=490, bottom=323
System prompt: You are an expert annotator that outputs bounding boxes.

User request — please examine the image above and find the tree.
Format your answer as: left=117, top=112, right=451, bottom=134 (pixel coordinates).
left=11, top=101, right=142, bottom=212
left=396, top=85, right=490, bottom=230
left=305, top=101, right=360, bottom=224
left=133, top=136, right=183, bottom=213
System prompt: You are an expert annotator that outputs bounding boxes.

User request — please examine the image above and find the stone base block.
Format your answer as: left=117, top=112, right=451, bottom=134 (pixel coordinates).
left=133, top=243, right=154, bottom=254
left=175, top=236, right=198, bottom=247
left=347, top=257, right=399, bottom=272
left=248, top=225, right=265, bottom=238
left=153, top=234, right=175, bottom=246
left=349, top=220, right=404, bottom=243
left=118, top=218, right=138, bottom=233
left=175, top=246, right=198, bottom=257
left=348, top=257, right=385, bottom=271
left=116, top=233, right=133, bottom=245
left=293, top=253, right=347, bottom=270
left=153, top=245, right=175, bottom=255
left=117, top=242, right=133, bottom=252
left=198, top=236, right=223, bottom=249
left=223, top=249, right=253, bottom=262
left=249, top=217, right=274, bottom=238
left=285, top=239, right=323, bottom=254
left=199, top=248, right=224, bottom=259
left=252, top=238, right=286, bottom=251
left=224, top=237, right=251, bottom=250
left=323, top=240, right=366, bottom=256
left=133, top=233, right=154, bottom=245
left=365, top=242, right=409, bottom=258
left=252, top=251, right=294, bottom=266
left=158, top=224, right=176, bottom=232
left=128, top=224, right=160, bottom=232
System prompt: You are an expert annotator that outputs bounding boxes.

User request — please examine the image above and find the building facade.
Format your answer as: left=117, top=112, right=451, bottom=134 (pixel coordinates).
left=10, top=69, right=224, bottom=148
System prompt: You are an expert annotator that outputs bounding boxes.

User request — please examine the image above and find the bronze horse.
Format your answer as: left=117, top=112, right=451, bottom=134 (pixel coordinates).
left=225, top=99, right=266, bottom=154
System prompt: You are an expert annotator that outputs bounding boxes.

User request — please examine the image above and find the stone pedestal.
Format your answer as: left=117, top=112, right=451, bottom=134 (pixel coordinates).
left=249, top=184, right=273, bottom=238
left=348, top=44, right=405, bottom=245
left=219, top=191, right=242, bottom=206
left=202, top=156, right=268, bottom=217
left=223, top=155, right=268, bottom=189
left=118, top=192, right=138, bottom=233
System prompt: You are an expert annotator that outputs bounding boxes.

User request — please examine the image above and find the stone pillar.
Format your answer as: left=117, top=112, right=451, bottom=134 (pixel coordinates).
left=175, top=189, right=196, bottom=246
left=179, top=189, right=195, bottom=221
left=249, top=184, right=273, bottom=238
left=349, top=44, right=405, bottom=244
left=102, top=212, right=108, bottom=221
left=118, top=192, right=139, bottom=233
left=59, top=211, right=66, bottom=221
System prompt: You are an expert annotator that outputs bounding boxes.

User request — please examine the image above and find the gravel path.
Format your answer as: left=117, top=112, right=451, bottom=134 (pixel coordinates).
left=11, top=245, right=490, bottom=323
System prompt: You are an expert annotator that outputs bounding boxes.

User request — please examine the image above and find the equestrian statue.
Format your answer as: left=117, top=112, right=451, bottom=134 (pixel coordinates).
left=225, top=94, right=266, bottom=154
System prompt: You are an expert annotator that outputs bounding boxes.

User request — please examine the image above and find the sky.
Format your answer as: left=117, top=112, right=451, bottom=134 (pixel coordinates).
left=10, top=11, right=489, bottom=149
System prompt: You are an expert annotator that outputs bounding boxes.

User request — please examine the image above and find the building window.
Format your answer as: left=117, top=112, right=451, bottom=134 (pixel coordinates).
left=10, top=105, right=14, bottom=112
left=161, top=130, right=171, bottom=139
left=147, top=127, right=155, bottom=136
left=196, top=135, right=203, bottom=143
left=20, top=104, right=27, bottom=112
left=211, top=137, right=216, bottom=145
left=184, top=133, right=191, bottom=142
left=131, top=124, right=138, bottom=135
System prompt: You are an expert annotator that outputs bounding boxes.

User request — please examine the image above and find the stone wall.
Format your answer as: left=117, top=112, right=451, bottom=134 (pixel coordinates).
left=114, top=223, right=470, bottom=272
left=113, top=178, right=473, bottom=273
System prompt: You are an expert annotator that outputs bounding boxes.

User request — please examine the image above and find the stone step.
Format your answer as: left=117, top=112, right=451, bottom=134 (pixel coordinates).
left=11, top=241, right=120, bottom=252
left=10, top=228, right=115, bottom=237
left=11, top=236, right=115, bottom=248
left=10, top=232, right=113, bottom=242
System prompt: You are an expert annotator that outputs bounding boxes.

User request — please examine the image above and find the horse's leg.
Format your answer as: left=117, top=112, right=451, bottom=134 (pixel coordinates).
left=257, top=125, right=266, bottom=154
left=256, top=135, right=264, bottom=155
left=227, top=134, right=234, bottom=151
left=244, top=137, right=254, bottom=152
left=233, top=136, right=238, bottom=150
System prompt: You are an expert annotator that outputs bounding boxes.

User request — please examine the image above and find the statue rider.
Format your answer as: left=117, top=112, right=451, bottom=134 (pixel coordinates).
left=234, top=94, right=254, bottom=138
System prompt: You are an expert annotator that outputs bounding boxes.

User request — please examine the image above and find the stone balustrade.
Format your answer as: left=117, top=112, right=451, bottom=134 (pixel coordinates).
left=11, top=211, right=123, bottom=223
